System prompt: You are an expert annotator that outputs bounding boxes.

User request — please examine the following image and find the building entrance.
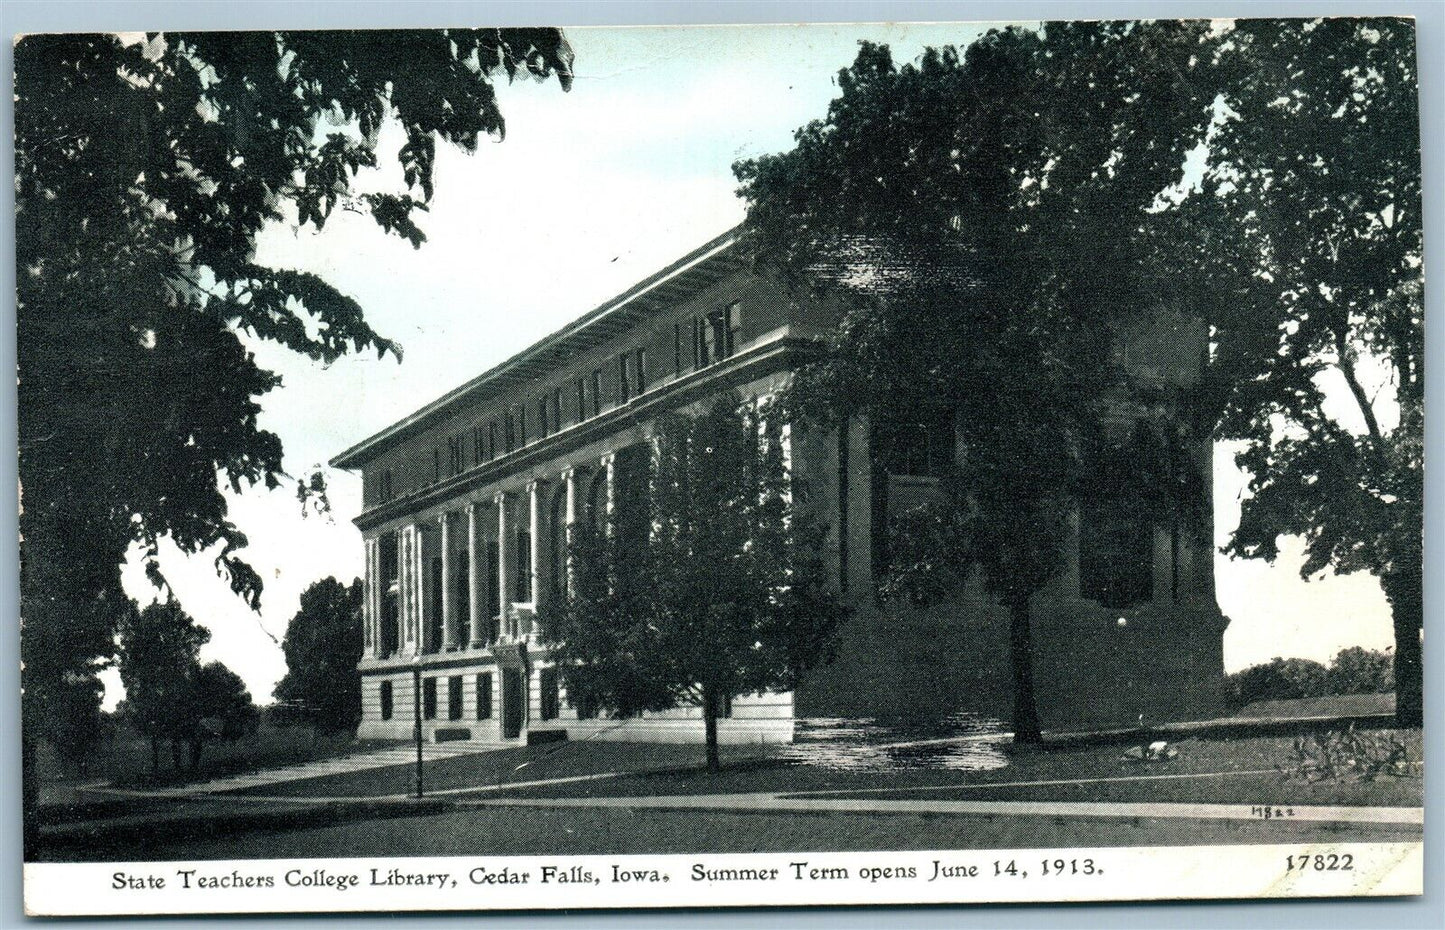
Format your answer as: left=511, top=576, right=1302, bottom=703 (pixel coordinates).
left=502, top=667, right=524, bottom=739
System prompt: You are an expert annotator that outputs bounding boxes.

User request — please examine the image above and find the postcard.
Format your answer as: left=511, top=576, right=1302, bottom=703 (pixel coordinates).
left=16, top=17, right=1424, bottom=916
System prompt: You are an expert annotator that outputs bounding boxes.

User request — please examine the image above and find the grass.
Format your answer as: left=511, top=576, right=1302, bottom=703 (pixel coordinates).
left=215, top=729, right=1422, bottom=811
left=227, top=739, right=775, bottom=798
left=36, top=722, right=404, bottom=802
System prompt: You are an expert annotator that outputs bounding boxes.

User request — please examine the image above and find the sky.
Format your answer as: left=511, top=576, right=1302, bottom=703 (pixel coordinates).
left=105, top=21, right=1396, bottom=709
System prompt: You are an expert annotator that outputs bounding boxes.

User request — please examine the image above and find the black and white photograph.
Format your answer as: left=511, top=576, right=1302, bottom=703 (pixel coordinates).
left=14, top=11, right=1427, bottom=917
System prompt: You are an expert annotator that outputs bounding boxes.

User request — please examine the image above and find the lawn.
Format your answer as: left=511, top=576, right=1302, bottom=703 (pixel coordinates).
left=60, top=799, right=1417, bottom=863
left=227, top=739, right=776, bottom=798
left=471, top=730, right=1422, bottom=808
left=217, top=729, right=1422, bottom=810
left=36, top=721, right=405, bottom=804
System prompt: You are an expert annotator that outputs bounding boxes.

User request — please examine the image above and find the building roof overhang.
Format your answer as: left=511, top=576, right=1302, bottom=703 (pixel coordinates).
left=330, top=226, right=747, bottom=470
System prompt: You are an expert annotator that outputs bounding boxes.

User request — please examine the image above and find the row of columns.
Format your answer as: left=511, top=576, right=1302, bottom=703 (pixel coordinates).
left=363, top=464, right=601, bottom=660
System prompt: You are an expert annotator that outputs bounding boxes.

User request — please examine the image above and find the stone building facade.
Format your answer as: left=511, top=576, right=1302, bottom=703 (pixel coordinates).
left=331, top=228, right=1228, bottom=744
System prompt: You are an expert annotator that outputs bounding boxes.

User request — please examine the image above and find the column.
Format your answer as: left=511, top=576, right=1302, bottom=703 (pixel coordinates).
left=439, top=512, right=455, bottom=650
left=495, top=491, right=513, bottom=638
left=563, top=468, right=580, bottom=594
left=527, top=480, right=546, bottom=632
left=362, top=538, right=375, bottom=657
left=398, top=525, right=414, bottom=652
left=467, top=503, right=484, bottom=647
left=600, top=451, right=617, bottom=536
left=412, top=523, right=427, bottom=655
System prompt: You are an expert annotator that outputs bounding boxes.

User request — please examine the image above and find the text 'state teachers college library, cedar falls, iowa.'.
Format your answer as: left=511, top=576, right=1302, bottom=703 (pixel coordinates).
left=331, top=227, right=1226, bottom=745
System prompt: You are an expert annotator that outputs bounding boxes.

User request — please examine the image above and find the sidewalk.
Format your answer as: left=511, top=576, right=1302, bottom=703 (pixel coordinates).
left=456, top=790, right=1423, bottom=826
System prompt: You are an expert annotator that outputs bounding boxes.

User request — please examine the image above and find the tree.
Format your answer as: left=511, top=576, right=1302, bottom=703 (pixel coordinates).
left=543, top=399, right=847, bottom=772
left=46, top=673, right=107, bottom=777
left=16, top=29, right=573, bottom=845
left=1224, top=657, right=1329, bottom=710
left=185, top=661, right=260, bottom=771
left=117, top=600, right=211, bottom=773
left=273, top=577, right=365, bottom=733
left=734, top=26, right=1216, bottom=742
left=1326, top=647, right=1395, bottom=697
left=1184, top=18, right=1423, bottom=726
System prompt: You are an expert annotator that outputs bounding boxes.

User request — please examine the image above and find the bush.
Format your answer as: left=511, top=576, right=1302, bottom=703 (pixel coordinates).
left=1279, top=724, right=1413, bottom=783
left=1227, top=647, right=1398, bottom=711
left=1225, top=657, right=1328, bottom=709
left=1325, top=646, right=1394, bottom=696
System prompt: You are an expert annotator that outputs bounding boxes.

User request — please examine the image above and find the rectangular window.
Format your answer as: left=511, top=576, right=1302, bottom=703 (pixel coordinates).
left=516, top=529, right=533, bottom=602
left=503, top=411, right=516, bottom=453
left=379, top=681, right=393, bottom=720
left=552, top=387, right=564, bottom=431
left=488, top=421, right=499, bottom=460
left=428, top=556, right=444, bottom=653
left=618, top=353, right=632, bottom=403
left=591, top=370, right=603, bottom=417
left=455, top=548, right=469, bottom=631
left=378, top=470, right=394, bottom=504
left=448, top=436, right=462, bottom=475
left=575, top=377, right=587, bottom=422
left=486, top=539, right=501, bottom=630
left=635, top=347, right=648, bottom=394
left=694, top=302, right=742, bottom=370
left=675, top=323, right=684, bottom=375
left=423, top=677, right=438, bottom=720
left=380, top=534, right=399, bottom=657
left=448, top=675, right=463, bottom=720
left=475, top=673, right=492, bottom=720
left=433, top=447, right=441, bottom=482
left=473, top=426, right=484, bottom=465
left=538, top=397, right=550, bottom=438
left=517, top=405, right=528, bottom=447
left=540, top=667, right=560, bottom=721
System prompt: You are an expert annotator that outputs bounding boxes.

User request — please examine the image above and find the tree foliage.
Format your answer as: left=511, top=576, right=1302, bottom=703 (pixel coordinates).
left=543, top=399, right=846, bottom=771
left=1185, top=18, right=1423, bottom=725
left=117, top=601, right=258, bottom=772
left=117, top=600, right=211, bottom=771
left=735, top=25, right=1217, bottom=741
left=1225, top=647, right=1396, bottom=710
left=16, top=28, right=573, bottom=832
left=273, top=577, right=365, bottom=734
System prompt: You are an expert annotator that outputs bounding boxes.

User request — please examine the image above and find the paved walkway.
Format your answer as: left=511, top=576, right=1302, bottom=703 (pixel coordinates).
left=98, top=741, right=502, bottom=797
left=457, top=791, right=1424, bottom=826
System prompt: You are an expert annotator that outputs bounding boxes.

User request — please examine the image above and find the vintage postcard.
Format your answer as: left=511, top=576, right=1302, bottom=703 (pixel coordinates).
left=17, top=17, right=1424, bottom=917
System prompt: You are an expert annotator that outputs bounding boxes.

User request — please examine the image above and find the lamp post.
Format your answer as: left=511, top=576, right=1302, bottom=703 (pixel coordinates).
left=412, top=654, right=424, bottom=798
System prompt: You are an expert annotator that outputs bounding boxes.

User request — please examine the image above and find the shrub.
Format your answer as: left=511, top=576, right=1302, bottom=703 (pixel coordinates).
left=1225, top=657, right=1328, bottom=709
left=1325, top=646, right=1394, bottom=696
left=1279, top=724, right=1413, bottom=783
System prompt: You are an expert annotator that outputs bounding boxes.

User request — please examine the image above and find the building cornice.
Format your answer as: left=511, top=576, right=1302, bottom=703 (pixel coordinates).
left=330, top=226, right=746, bottom=470
left=351, top=330, right=823, bottom=532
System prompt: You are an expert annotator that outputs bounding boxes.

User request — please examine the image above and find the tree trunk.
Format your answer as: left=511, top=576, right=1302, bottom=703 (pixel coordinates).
left=702, top=687, right=721, bottom=774
left=1007, top=595, right=1043, bottom=744
left=1382, top=567, right=1423, bottom=728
